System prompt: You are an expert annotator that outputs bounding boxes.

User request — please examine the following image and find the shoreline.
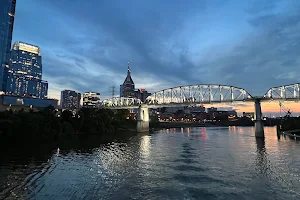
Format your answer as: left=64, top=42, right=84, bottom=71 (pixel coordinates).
left=158, top=122, right=259, bottom=129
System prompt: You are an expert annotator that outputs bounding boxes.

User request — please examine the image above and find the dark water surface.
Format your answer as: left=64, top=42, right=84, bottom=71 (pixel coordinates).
left=1, top=127, right=300, bottom=200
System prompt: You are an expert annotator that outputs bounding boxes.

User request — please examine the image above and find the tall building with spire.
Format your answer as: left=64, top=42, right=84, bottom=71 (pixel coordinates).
left=120, top=62, right=135, bottom=97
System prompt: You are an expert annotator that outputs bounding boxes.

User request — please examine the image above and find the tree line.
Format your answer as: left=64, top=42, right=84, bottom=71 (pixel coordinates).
left=0, top=106, right=136, bottom=141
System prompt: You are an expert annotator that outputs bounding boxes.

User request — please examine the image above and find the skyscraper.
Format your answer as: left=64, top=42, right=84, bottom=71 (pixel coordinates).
left=6, top=41, right=48, bottom=98
left=0, top=0, right=16, bottom=93
left=120, top=63, right=135, bottom=97
left=10, top=42, right=42, bottom=79
left=61, top=90, right=81, bottom=111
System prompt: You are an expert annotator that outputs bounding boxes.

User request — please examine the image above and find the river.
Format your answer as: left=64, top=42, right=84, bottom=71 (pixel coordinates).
left=1, top=127, right=300, bottom=199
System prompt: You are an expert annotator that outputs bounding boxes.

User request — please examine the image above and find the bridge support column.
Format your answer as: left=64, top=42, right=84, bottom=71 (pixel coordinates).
left=254, top=99, right=264, bottom=138
left=137, top=104, right=149, bottom=132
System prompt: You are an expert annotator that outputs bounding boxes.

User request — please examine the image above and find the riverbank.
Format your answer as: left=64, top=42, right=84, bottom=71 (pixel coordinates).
left=280, top=117, right=300, bottom=131
left=0, top=106, right=138, bottom=147
left=0, top=129, right=141, bottom=152
left=158, top=117, right=281, bottom=129
left=159, top=122, right=220, bottom=128
left=158, top=121, right=278, bottom=129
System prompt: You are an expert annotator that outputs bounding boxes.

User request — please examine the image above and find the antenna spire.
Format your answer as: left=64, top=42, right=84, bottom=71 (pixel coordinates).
left=127, top=62, right=131, bottom=74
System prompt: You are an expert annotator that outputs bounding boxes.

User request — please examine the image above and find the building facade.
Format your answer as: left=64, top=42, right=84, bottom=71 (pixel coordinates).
left=134, top=88, right=151, bottom=102
left=243, top=112, right=254, bottom=119
left=190, top=105, right=206, bottom=113
left=207, top=107, right=218, bottom=113
left=61, top=90, right=81, bottom=110
left=0, top=95, right=58, bottom=111
left=83, top=92, right=100, bottom=108
left=6, top=41, right=48, bottom=98
left=120, top=63, right=135, bottom=97
left=119, top=84, right=123, bottom=97
left=0, top=0, right=16, bottom=93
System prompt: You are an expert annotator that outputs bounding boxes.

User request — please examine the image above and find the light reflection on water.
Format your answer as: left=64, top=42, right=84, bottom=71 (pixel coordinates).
left=1, top=127, right=300, bottom=199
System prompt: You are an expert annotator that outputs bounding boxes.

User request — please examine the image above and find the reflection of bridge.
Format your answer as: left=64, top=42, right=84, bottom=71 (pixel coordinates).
left=102, top=83, right=300, bottom=137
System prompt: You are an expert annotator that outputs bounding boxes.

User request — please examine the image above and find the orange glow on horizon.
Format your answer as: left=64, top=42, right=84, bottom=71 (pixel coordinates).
left=202, top=101, right=300, bottom=113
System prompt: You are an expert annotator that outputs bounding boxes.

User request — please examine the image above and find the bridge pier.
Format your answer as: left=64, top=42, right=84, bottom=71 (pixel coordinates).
left=254, top=99, right=264, bottom=138
left=137, top=104, right=149, bottom=132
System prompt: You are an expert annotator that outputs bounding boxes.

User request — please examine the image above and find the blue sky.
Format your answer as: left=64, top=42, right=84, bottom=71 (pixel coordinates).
left=12, top=0, right=300, bottom=101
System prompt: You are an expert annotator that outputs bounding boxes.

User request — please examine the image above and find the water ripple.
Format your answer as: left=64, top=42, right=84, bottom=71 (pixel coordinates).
left=1, top=127, right=300, bottom=199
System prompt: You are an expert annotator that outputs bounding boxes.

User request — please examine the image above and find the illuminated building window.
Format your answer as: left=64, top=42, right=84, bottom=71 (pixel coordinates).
left=7, top=42, right=47, bottom=99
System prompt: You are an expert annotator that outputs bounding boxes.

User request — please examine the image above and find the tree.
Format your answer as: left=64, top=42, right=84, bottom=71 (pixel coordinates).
left=61, top=110, right=73, bottom=122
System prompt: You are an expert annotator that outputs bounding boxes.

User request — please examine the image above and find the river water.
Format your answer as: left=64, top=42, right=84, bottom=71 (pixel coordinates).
left=1, top=127, right=300, bottom=199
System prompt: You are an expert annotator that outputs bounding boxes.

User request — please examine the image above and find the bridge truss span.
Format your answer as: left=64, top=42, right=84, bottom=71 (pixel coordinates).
left=264, top=83, right=300, bottom=101
left=145, top=84, right=253, bottom=106
left=102, top=97, right=142, bottom=108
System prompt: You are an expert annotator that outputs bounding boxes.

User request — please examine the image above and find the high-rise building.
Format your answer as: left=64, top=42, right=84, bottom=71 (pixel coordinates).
left=83, top=92, right=100, bottom=108
left=120, top=63, right=135, bottom=97
left=61, top=90, right=81, bottom=110
left=6, top=41, right=48, bottom=98
left=0, top=0, right=16, bottom=93
left=10, top=42, right=42, bottom=79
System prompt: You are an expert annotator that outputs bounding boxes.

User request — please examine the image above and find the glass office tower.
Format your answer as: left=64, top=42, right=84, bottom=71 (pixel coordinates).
left=10, top=41, right=42, bottom=79
left=6, top=41, right=48, bottom=98
left=0, top=0, right=16, bottom=93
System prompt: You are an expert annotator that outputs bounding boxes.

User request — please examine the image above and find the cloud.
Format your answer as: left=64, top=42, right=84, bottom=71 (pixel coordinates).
left=197, top=7, right=300, bottom=95
left=12, top=0, right=300, bottom=106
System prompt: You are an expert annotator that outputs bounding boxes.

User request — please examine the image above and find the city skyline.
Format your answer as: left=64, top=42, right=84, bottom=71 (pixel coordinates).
left=11, top=0, right=300, bottom=113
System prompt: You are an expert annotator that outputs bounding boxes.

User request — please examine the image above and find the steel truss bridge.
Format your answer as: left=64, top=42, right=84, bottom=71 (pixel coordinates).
left=102, top=83, right=300, bottom=109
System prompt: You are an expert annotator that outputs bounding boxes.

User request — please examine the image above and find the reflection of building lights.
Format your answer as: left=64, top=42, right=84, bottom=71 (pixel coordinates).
left=186, top=128, right=191, bottom=134
left=229, top=126, right=237, bottom=133
left=16, top=98, right=24, bottom=105
left=238, top=127, right=244, bottom=133
left=140, top=136, right=151, bottom=157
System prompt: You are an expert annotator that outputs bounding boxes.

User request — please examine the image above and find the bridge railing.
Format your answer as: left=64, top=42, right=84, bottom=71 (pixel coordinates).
left=145, top=84, right=253, bottom=106
left=263, top=83, right=300, bottom=101
left=102, top=97, right=142, bottom=108
left=101, top=83, right=300, bottom=108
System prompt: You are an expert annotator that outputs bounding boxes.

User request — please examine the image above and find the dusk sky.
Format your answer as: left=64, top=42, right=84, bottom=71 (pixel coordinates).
left=12, top=0, right=300, bottom=113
